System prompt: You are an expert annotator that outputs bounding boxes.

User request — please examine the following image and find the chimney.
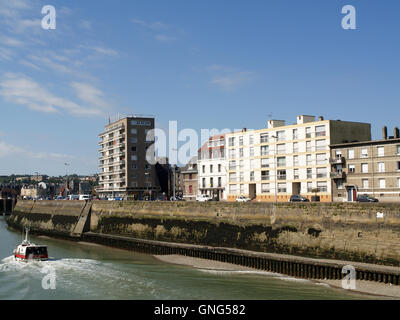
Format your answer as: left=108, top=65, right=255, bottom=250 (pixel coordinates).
left=383, top=126, right=388, bottom=140
left=242, top=128, right=247, bottom=132
left=318, top=116, right=324, bottom=121
left=395, top=127, right=399, bottom=139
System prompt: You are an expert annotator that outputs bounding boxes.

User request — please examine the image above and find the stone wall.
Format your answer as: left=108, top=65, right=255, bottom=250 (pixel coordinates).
left=8, top=200, right=400, bottom=266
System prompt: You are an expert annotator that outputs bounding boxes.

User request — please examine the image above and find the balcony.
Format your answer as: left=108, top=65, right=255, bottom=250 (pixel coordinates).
left=330, top=157, right=345, bottom=164
left=330, top=171, right=345, bottom=179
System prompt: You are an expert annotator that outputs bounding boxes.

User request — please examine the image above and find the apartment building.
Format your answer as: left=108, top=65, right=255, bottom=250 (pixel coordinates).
left=330, top=127, right=400, bottom=202
left=181, top=156, right=198, bottom=201
left=225, top=115, right=371, bottom=202
left=198, top=134, right=227, bottom=200
left=98, top=116, right=160, bottom=199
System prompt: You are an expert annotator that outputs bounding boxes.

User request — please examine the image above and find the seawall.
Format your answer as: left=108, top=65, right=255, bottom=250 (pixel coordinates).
left=6, top=200, right=400, bottom=285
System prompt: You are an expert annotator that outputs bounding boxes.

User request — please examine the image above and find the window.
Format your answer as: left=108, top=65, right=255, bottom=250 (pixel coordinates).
left=361, top=148, right=368, bottom=158
left=218, top=164, right=222, bottom=172
left=131, top=155, right=137, bottom=161
left=316, top=153, right=326, bottom=165
left=229, top=137, right=235, bottom=147
left=277, top=157, right=286, bottom=167
left=239, top=148, right=244, bottom=158
left=210, top=178, right=214, bottom=188
left=397, top=161, right=400, bottom=171
left=250, top=171, right=255, bottom=181
left=276, top=130, right=285, bottom=141
left=315, top=125, right=326, bottom=137
left=293, top=155, right=299, bottom=166
left=398, top=178, right=400, bottom=188
left=249, top=147, right=255, bottom=157
left=240, top=184, right=245, bottom=194
left=130, top=137, right=137, bottom=143
left=335, top=150, right=342, bottom=159
left=261, top=146, right=269, bottom=156
left=306, top=141, right=312, bottom=152
left=239, top=172, right=244, bottom=182
left=189, top=185, right=193, bottom=194
left=210, top=165, right=213, bottom=173
left=379, top=178, right=386, bottom=189
left=378, top=162, right=385, bottom=173
left=189, top=173, right=193, bottom=180
left=239, top=136, right=243, bottom=146
left=131, top=128, right=137, bottom=134
left=218, top=177, right=222, bottom=187
left=239, top=160, right=244, bottom=170
left=131, top=146, right=136, bottom=152
left=294, top=169, right=299, bottom=180
left=261, top=183, right=270, bottom=193
left=249, top=135, right=254, bottom=145
left=306, top=154, right=313, bottom=166
left=377, top=146, right=384, bottom=157
left=362, top=179, right=369, bottom=189
left=132, top=163, right=137, bottom=170
left=306, top=127, right=312, bottom=138
left=277, top=144, right=286, bottom=154
left=397, top=145, right=400, bottom=155
left=316, top=167, right=327, bottom=178
left=277, top=183, right=287, bottom=193
left=229, top=173, right=237, bottom=182
left=202, top=165, right=205, bottom=173
left=337, top=179, right=343, bottom=189
left=317, top=181, right=327, bottom=192
left=229, top=161, right=236, bottom=171
left=229, top=184, right=237, bottom=194
left=260, top=133, right=269, bottom=143
left=348, top=149, right=354, bottom=159
left=316, top=140, right=326, bottom=151
left=307, top=182, right=313, bottom=192
left=277, top=170, right=286, bottom=180
left=261, top=158, right=269, bottom=168
left=348, top=164, right=355, bottom=173
left=202, top=178, right=206, bottom=188
left=261, top=171, right=269, bottom=181
left=229, top=149, right=236, bottom=159
left=307, top=168, right=312, bottom=179
left=361, top=163, right=368, bottom=173
left=293, top=142, right=299, bottom=153
left=292, top=129, right=298, bottom=140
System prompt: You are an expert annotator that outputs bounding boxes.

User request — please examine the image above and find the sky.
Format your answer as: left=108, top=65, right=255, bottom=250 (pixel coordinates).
left=0, top=0, right=399, bottom=176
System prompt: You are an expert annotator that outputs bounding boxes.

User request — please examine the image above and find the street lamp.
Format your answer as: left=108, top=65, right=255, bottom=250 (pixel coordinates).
left=145, top=172, right=150, bottom=200
left=64, top=163, right=70, bottom=196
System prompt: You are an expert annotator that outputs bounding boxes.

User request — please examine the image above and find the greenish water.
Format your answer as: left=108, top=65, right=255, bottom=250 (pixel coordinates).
left=0, top=217, right=370, bottom=300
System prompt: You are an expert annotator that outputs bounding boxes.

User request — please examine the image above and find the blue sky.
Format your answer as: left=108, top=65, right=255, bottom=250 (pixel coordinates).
left=0, top=0, right=399, bottom=175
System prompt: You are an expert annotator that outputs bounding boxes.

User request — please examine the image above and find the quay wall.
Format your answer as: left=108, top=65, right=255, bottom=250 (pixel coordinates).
left=7, top=200, right=400, bottom=266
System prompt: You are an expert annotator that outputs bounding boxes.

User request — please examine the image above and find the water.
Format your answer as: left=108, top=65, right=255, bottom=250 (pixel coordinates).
left=0, top=217, right=370, bottom=300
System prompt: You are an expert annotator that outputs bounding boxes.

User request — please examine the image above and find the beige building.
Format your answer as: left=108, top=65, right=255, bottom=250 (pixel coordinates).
left=181, top=156, right=198, bottom=201
left=98, top=116, right=160, bottom=199
left=330, top=128, right=400, bottom=202
left=226, top=115, right=371, bottom=202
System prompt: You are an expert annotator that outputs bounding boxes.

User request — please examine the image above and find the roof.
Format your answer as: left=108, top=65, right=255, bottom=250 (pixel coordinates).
left=330, top=138, right=400, bottom=149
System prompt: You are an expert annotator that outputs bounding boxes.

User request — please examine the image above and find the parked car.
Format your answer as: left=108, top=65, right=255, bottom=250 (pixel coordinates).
left=289, top=195, right=310, bottom=202
left=236, top=196, right=251, bottom=203
left=79, top=195, right=91, bottom=201
left=170, top=196, right=184, bottom=201
left=196, top=194, right=212, bottom=202
left=68, top=195, right=80, bottom=200
left=357, top=195, right=379, bottom=202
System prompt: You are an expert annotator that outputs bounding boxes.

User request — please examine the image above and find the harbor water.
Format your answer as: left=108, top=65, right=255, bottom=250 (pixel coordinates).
left=0, top=217, right=370, bottom=300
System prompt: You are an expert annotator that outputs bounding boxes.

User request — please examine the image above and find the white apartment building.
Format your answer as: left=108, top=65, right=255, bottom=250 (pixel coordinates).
left=225, top=115, right=371, bottom=202
left=197, top=134, right=227, bottom=200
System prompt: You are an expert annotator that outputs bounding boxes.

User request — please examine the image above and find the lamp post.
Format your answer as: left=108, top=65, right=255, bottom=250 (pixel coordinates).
left=145, top=172, right=150, bottom=200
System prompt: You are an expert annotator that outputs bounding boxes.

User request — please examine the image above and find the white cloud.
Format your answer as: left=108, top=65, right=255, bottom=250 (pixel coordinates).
left=132, top=18, right=169, bottom=31
left=0, top=139, right=74, bottom=160
left=154, top=34, right=177, bottom=43
left=0, top=47, right=13, bottom=60
left=70, top=81, right=110, bottom=112
left=0, top=73, right=107, bottom=116
left=0, top=36, right=24, bottom=47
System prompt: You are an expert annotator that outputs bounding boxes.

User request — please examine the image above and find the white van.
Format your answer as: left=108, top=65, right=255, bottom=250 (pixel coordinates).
left=79, top=195, right=91, bottom=201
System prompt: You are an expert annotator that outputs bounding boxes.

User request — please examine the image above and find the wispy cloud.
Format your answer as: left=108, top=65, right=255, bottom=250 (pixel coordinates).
left=0, top=35, right=24, bottom=47
left=132, top=18, right=182, bottom=43
left=0, top=47, right=14, bottom=61
left=132, top=18, right=169, bottom=31
left=70, top=81, right=111, bottom=112
left=207, top=65, right=256, bottom=91
left=0, top=139, right=75, bottom=161
left=154, top=34, right=177, bottom=43
left=0, top=73, right=109, bottom=116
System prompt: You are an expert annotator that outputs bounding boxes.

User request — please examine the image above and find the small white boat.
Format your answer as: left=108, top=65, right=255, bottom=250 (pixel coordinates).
left=13, top=227, right=48, bottom=262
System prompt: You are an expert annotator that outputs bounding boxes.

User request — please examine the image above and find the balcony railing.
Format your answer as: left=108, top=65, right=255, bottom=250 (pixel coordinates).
left=330, top=157, right=345, bottom=164
left=330, top=171, right=345, bottom=179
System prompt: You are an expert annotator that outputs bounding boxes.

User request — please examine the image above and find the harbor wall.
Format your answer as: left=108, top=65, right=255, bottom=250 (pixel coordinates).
left=7, top=200, right=400, bottom=266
